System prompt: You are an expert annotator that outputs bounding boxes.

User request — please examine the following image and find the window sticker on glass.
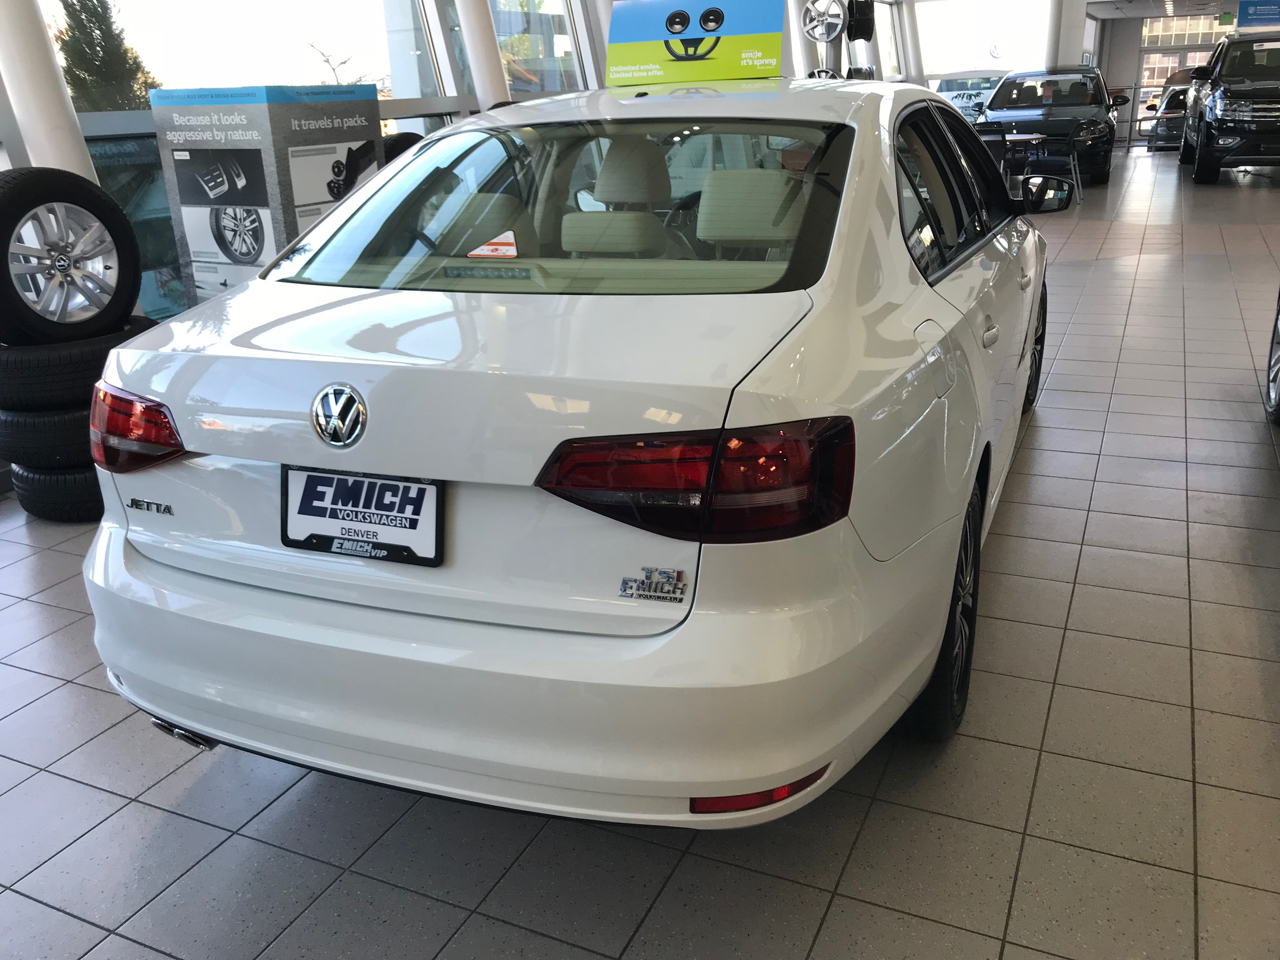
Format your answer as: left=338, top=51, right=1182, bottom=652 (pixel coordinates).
left=1256, top=41, right=1280, bottom=49
left=468, top=231, right=519, bottom=258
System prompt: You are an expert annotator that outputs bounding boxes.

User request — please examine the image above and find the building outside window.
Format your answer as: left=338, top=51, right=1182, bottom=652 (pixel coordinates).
left=1138, top=15, right=1229, bottom=109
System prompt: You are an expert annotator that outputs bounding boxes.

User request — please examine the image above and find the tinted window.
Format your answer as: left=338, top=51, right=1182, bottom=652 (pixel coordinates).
left=897, top=164, right=945, bottom=277
left=988, top=73, right=1101, bottom=109
left=936, top=108, right=1012, bottom=223
left=895, top=110, right=983, bottom=269
left=1222, top=40, right=1280, bottom=82
left=1164, top=89, right=1188, bottom=113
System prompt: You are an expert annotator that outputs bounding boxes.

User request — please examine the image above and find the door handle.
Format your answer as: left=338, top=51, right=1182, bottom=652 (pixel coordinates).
left=983, top=324, right=1000, bottom=348
left=1019, top=272, right=1033, bottom=290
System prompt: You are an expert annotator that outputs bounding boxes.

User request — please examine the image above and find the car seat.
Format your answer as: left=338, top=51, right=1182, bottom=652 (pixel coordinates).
left=696, top=169, right=804, bottom=259
left=568, top=137, right=695, bottom=258
left=1067, top=82, right=1090, bottom=105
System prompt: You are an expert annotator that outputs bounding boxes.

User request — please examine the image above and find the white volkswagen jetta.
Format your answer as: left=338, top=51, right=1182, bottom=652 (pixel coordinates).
left=85, top=80, right=1071, bottom=826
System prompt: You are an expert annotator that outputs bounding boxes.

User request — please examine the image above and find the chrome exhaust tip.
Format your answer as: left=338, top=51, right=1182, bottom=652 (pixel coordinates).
left=149, top=716, right=218, bottom=751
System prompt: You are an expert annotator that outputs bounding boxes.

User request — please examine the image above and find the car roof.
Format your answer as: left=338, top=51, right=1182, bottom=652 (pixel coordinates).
left=1227, top=32, right=1280, bottom=42
left=476, top=78, right=935, bottom=128
left=1008, top=67, right=1101, bottom=79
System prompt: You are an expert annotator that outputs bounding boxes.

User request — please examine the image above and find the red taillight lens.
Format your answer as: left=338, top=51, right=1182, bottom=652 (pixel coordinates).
left=535, top=418, right=854, bottom=543
left=690, top=765, right=829, bottom=814
left=90, top=381, right=185, bottom=474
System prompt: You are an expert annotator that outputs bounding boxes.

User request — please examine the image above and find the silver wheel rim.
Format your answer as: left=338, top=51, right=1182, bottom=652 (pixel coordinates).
left=218, top=207, right=263, bottom=260
left=7, top=202, right=118, bottom=324
left=951, top=499, right=978, bottom=709
left=1269, top=314, right=1280, bottom=408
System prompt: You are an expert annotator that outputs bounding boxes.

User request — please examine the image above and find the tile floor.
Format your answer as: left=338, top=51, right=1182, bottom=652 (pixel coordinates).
left=2, top=151, right=1280, bottom=960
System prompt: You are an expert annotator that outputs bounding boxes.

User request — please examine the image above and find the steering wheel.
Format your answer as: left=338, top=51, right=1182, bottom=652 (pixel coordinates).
left=664, top=190, right=702, bottom=228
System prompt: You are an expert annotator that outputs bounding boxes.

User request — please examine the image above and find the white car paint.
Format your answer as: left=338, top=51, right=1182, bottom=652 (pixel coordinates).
left=85, top=78, right=1050, bottom=827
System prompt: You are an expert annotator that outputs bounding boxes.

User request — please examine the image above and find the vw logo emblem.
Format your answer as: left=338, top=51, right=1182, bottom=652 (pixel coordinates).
left=53, top=254, right=71, bottom=273
left=312, top=384, right=366, bottom=448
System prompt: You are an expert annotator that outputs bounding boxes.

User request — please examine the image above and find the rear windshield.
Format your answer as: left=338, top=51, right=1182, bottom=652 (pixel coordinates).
left=936, top=77, right=1001, bottom=93
left=269, top=119, right=854, bottom=296
left=1222, top=40, right=1280, bottom=82
left=987, top=74, right=1102, bottom=109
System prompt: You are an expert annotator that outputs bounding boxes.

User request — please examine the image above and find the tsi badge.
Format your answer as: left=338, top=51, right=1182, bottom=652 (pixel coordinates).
left=620, top=567, right=688, bottom=603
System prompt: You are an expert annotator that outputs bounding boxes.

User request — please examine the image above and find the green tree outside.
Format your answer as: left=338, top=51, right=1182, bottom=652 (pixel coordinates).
left=55, top=0, right=161, bottom=111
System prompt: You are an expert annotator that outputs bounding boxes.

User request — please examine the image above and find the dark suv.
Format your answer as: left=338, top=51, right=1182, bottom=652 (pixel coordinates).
left=979, top=66, right=1127, bottom=184
left=1184, top=33, right=1280, bottom=183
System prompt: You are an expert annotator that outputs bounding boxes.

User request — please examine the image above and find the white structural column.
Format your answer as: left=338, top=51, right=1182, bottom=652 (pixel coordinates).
left=0, top=0, right=96, bottom=180
left=1046, top=0, right=1089, bottom=68
left=453, top=0, right=512, bottom=109
left=898, top=0, right=926, bottom=85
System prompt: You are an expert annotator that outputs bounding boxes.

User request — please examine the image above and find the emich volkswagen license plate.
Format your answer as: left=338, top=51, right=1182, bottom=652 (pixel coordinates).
left=281, top=466, right=444, bottom=567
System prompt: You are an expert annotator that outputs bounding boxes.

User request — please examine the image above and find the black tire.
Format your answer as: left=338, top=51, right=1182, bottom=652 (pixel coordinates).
left=209, top=207, right=266, bottom=265
left=1179, top=130, right=1195, bottom=165
left=1193, top=119, right=1222, bottom=184
left=0, top=319, right=155, bottom=411
left=0, top=167, right=142, bottom=346
left=383, top=131, right=424, bottom=164
left=912, top=484, right=981, bottom=742
left=0, top=408, right=91, bottom=469
left=1265, top=299, right=1280, bottom=425
left=1023, top=284, right=1048, bottom=414
left=11, top=464, right=103, bottom=523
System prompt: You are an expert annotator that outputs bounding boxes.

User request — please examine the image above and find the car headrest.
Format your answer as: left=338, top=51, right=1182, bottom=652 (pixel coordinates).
left=434, top=193, right=540, bottom=258
left=1021, top=84, right=1039, bottom=103
left=561, top=212, right=667, bottom=258
left=594, top=137, right=672, bottom=205
left=696, top=170, right=804, bottom=245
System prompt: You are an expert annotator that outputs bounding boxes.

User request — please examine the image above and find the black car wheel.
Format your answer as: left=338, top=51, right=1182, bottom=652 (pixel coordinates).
left=1179, top=127, right=1196, bottom=165
left=0, top=168, right=142, bottom=345
left=1193, top=117, right=1221, bottom=184
left=912, top=484, right=982, bottom=742
left=1091, top=150, right=1112, bottom=185
left=1265, top=302, right=1280, bottom=425
left=209, top=206, right=265, bottom=265
left=1023, top=285, right=1048, bottom=414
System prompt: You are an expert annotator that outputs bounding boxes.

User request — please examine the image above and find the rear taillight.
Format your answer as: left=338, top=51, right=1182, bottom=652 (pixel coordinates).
left=90, top=381, right=185, bottom=473
left=690, top=765, right=830, bottom=814
left=536, top=418, right=854, bottom=543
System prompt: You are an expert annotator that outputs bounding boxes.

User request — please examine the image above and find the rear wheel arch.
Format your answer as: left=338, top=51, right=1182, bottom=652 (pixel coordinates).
left=975, top=444, right=992, bottom=523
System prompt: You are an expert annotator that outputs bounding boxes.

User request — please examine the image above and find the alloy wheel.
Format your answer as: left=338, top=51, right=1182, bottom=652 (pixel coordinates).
left=7, top=202, right=118, bottom=325
left=949, top=496, right=978, bottom=713
left=217, top=207, right=264, bottom=262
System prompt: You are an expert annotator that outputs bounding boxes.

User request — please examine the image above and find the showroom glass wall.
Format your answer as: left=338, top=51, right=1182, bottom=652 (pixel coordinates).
left=1139, top=14, right=1233, bottom=106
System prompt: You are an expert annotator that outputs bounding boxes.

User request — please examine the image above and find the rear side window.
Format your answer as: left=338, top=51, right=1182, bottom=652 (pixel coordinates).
left=936, top=108, right=1012, bottom=223
left=896, top=164, right=945, bottom=277
left=895, top=109, right=984, bottom=272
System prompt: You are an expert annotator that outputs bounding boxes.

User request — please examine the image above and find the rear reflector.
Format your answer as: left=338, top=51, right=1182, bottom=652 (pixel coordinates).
left=690, top=765, right=830, bottom=814
left=90, top=381, right=186, bottom=473
left=536, top=418, right=854, bottom=543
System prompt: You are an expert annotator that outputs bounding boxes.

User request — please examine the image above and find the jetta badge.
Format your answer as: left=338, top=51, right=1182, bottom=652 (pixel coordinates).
left=312, top=384, right=366, bottom=448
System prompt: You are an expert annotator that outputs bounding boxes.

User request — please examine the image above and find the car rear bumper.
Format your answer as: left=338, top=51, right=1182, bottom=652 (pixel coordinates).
left=84, top=516, right=955, bottom=827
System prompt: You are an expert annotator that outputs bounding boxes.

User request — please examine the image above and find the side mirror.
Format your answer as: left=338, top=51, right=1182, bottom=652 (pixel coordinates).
left=1191, top=66, right=1212, bottom=81
left=848, top=0, right=875, bottom=42
left=1111, top=94, right=1131, bottom=107
left=1020, top=175, right=1074, bottom=214
left=1146, top=103, right=1158, bottom=112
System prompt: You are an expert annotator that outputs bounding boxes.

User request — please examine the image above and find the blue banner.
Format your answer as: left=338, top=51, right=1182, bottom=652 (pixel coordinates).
left=150, top=85, right=377, bottom=107
left=1239, top=1, right=1280, bottom=29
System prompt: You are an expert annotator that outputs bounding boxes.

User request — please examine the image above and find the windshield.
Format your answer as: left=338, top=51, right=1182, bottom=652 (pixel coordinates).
left=936, top=77, right=1001, bottom=93
left=987, top=73, right=1102, bottom=110
left=269, top=119, right=854, bottom=296
left=1222, top=40, right=1280, bottom=82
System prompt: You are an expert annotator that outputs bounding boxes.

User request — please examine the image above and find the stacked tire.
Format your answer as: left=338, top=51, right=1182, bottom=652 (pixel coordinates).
left=0, top=168, right=146, bottom=522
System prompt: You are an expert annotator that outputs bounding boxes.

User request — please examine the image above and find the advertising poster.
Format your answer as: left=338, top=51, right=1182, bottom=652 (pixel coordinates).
left=151, top=86, right=383, bottom=305
left=1239, top=1, right=1280, bottom=30
left=606, top=0, right=784, bottom=86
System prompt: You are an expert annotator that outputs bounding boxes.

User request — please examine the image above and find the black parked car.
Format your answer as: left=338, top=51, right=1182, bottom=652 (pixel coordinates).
left=1145, top=84, right=1190, bottom=151
left=979, top=66, right=1129, bottom=184
left=1184, top=34, right=1280, bottom=184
